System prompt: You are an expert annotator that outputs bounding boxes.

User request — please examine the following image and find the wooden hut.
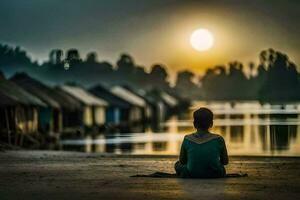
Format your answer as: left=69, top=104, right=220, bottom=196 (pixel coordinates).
left=0, top=76, right=45, bottom=144
left=52, top=87, right=82, bottom=133
left=145, top=89, right=179, bottom=123
left=160, top=91, right=179, bottom=111
left=89, top=85, right=132, bottom=125
left=120, top=86, right=154, bottom=122
left=10, top=73, right=63, bottom=134
left=60, top=85, right=108, bottom=128
left=110, top=86, right=147, bottom=124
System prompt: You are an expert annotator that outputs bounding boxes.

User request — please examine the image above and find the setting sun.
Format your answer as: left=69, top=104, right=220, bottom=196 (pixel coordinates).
left=190, top=28, right=214, bottom=52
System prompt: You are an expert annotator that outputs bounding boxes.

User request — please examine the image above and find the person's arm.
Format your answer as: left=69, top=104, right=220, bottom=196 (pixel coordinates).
left=220, top=137, right=229, bottom=165
left=179, top=138, right=187, bottom=164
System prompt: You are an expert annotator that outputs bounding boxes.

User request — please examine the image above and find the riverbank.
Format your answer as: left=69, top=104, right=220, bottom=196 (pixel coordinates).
left=1, top=151, right=300, bottom=200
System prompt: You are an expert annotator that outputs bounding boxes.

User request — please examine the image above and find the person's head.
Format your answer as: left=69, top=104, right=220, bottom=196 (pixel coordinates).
left=193, top=107, right=213, bottom=131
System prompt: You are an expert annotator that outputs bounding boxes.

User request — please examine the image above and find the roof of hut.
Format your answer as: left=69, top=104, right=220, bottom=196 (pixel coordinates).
left=60, top=85, right=108, bottom=106
left=89, top=85, right=131, bottom=109
left=0, top=92, right=19, bottom=107
left=145, top=89, right=178, bottom=108
left=110, top=86, right=146, bottom=107
left=160, top=92, right=178, bottom=107
left=52, top=87, right=82, bottom=111
left=120, top=85, right=156, bottom=106
left=10, top=73, right=61, bottom=109
left=0, top=75, right=45, bottom=107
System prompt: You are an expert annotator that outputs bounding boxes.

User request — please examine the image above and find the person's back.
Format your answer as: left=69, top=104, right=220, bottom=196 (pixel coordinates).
left=175, top=107, right=228, bottom=178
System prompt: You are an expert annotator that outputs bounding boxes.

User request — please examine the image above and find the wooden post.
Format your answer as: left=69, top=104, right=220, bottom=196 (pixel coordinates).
left=20, top=134, right=24, bottom=147
left=4, top=108, right=11, bottom=145
left=92, top=106, right=96, bottom=127
left=15, top=132, right=19, bottom=146
left=14, top=107, right=19, bottom=146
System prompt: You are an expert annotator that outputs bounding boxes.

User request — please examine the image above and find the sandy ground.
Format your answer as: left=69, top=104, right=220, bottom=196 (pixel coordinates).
left=1, top=151, right=300, bottom=200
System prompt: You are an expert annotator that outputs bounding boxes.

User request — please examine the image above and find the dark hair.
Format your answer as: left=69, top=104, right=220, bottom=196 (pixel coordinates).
left=193, top=107, right=213, bottom=130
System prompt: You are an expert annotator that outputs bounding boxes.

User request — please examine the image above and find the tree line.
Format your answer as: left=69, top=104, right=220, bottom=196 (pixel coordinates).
left=0, top=43, right=299, bottom=102
left=201, top=49, right=300, bottom=101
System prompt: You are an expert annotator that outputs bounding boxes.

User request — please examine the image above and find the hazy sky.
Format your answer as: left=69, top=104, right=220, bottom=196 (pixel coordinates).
left=0, top=0, right=299, bottom=75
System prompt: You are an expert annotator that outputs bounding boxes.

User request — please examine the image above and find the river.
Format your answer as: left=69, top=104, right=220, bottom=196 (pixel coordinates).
left=61, top=101, right=300, bottom=156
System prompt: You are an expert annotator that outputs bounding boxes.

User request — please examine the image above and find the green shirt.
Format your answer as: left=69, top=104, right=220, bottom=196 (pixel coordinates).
left=179, top=131, right=228, bottom=178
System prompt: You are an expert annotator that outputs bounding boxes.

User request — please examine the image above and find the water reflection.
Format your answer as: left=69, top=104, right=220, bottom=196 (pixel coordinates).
left=61, top=102, right=300, bottom=156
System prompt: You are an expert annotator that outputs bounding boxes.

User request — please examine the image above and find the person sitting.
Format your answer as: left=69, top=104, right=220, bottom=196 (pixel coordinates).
left=174, top=107, right=229, bottom=178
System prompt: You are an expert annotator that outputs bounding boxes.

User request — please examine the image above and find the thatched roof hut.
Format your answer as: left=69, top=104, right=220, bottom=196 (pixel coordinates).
left=61, top=85, right=108, bottom=107
left=0, top=75, right=45, bottom=139
left=90, top=85, right=131, bottom=109
left=52, top=87, right=82, bottom=111
left=60, top=85, right=108, bottom=127
left=0, top=75, right=45, bottom=107
left=10, top=73, right=65, bottom=133
left=10, top=73, right=60, bottom=108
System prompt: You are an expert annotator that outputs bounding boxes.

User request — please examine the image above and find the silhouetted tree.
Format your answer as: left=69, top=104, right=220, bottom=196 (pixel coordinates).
left=1, top=43, right=299, bottom=101
left=200, top=48, right=300, bottom=101
left=131, top=65, right=149, bottom=86
left=49, top=49, right=64, bottom=65
left=175, top=70, right=201, bottom=99
left=66, top=49, right=82, bottom=66
left=86, top=52, right=98, bottom=63
left=148, top=64, right=170, bottom=90
left=0, top=44, right=36, bottom=77
left=260, top=50, right=300, bottom=101
left=116, top=54, right=135, bottom=74
left=248, top=62, right=255, bottom=78
left=202, top=62, right=251, bottom=100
